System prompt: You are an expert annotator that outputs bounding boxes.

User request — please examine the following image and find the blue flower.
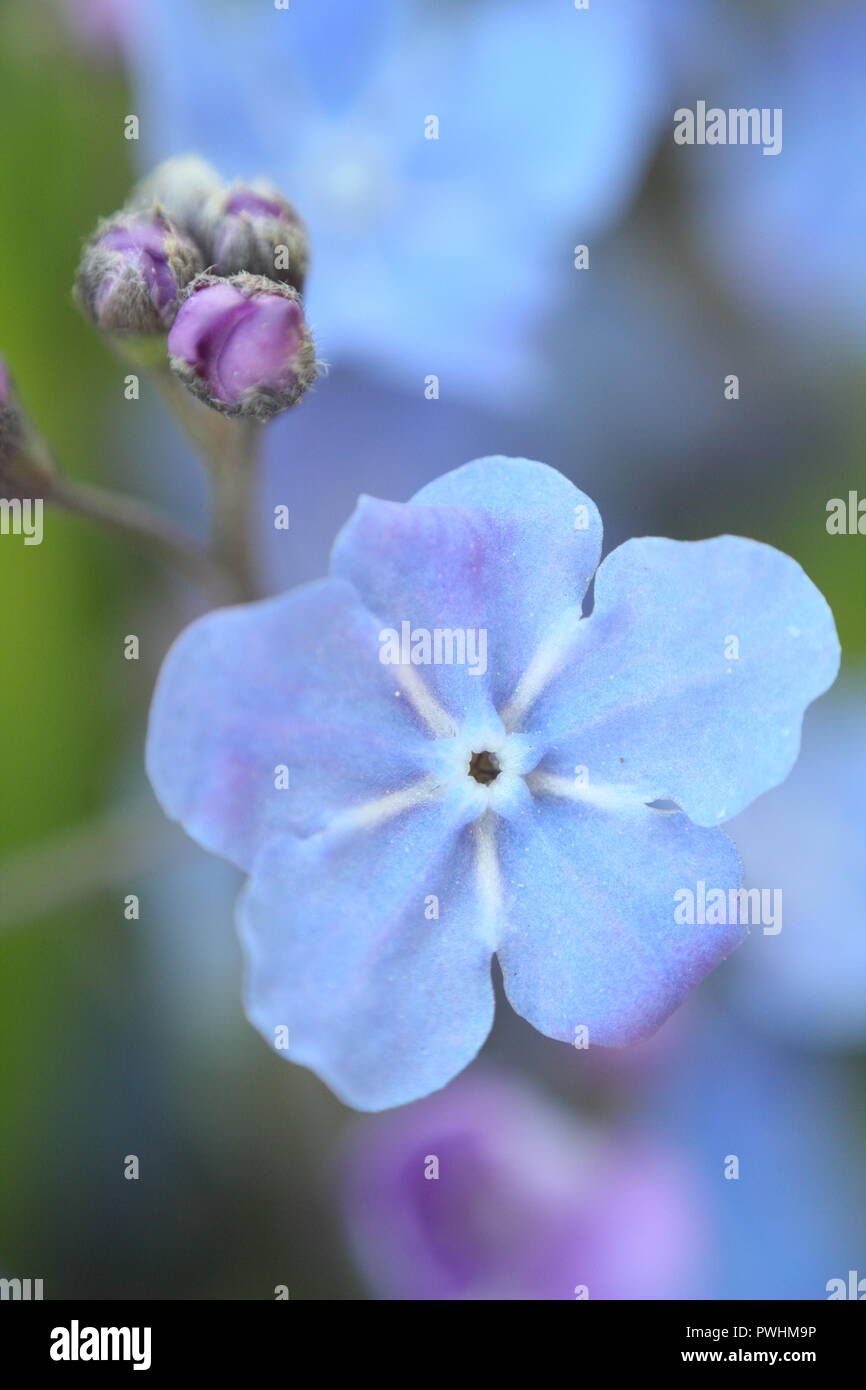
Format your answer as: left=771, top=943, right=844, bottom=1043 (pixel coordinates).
left=640, top=1008, right=866, bottom=1299
left=146, top=458, right=839, bottom=1110
left=687, top=0, right=866, bottom=355
left=725, top=681, right=866, bottom=1050
left=127, top=0, right=673, bottom=403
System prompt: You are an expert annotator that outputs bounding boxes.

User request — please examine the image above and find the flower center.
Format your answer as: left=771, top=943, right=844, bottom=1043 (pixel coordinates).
left=468, top=750, right=500, bottom=785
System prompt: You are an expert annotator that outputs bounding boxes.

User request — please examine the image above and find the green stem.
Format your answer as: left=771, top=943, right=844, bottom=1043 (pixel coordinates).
left=151, top=368, right=265, bottom=603
left=203, top=417, right=262, bottom=603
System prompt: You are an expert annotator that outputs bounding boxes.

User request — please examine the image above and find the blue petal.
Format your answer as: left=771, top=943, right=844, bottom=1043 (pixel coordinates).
left=239, top=796, right=494, bottom=1111
left=496, top=793, right=744, bottom=1046
left=525, top=536, right=839, bottom=826
left=146, top=579, right=434, bottom=871
left=330, top=458, right=601, bottom=718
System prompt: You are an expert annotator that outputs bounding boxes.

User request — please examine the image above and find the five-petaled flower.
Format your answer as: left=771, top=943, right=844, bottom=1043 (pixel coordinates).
left=146, top=458, right=839, bottom=1110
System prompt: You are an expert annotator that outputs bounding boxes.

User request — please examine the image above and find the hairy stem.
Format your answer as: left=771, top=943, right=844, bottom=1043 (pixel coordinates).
left=152, top=368, right=264, bottom=603
left=203, top=417, right=262, bottom=603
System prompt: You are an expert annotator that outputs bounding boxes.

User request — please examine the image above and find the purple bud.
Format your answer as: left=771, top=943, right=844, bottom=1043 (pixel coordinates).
left=168, top=272, right=317, bottom=420
left=225, top=190, right=284, bottom=219
left=205, top=181, right=309, bottom=292
left=75, top=211, right=202, bottom=336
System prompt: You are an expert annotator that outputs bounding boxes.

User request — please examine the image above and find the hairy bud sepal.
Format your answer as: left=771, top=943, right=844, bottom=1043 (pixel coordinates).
left=75, top=210, right=203, bottom=337
left=204, top=181, right=310, bottom=293
left=168, top=272, right=317, bottom=422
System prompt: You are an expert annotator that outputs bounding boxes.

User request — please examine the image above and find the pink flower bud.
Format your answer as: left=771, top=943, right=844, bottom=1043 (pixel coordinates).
left=75, top=210, right=202, bottom=336
left=167, top=272, right=317, bottom=420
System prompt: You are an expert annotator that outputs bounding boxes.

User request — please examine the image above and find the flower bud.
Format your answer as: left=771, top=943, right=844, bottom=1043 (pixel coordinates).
left=205, top=180, right=309, bottom=292
left=0, top=358, right=21, bottom=460
left=0, top=358, right=55, bottom=499
left=168, top=272, right=317, bottom=421
left=127, top=154, right=224, bottom=245
left=75, top=210, right=202, bottom=337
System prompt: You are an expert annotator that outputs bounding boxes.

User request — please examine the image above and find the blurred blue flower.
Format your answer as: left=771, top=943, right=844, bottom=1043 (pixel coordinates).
left=127, top=0, right=673, bottom=404
left=687, top=0, right=866, bottom=356
left=341, top=1068, right=699, bottom=1300
left=544, top=225, right=836, bottom=500
left=146, top=457, right=838, bottom=1109
left=725, top=681, right=866, bottom=1050
left=642, top=1006, right=866, bottom=1299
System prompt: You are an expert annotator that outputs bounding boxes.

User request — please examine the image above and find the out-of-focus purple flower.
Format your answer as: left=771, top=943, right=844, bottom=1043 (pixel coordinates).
left=146, top=457, right=838, bottom=1110
left=725, top=683, right=866, bottom=1050
left=75, top=212, right=202, bottom=336
left=127, top=0, right=679, bottom=406
left=0, top=358, right=10, bottom=412
left=342, top=1069, right=699, bottom=1300
left=205, top=182, right=309, bottom=292
left=167, top=272, right=316, bottom=420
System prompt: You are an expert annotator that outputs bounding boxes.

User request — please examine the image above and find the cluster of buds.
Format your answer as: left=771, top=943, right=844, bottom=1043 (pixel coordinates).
left=74, top=156, right=316, bottom=421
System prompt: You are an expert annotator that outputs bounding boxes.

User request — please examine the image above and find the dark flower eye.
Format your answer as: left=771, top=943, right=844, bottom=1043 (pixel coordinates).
left=468, top=750, right=500, bottom=784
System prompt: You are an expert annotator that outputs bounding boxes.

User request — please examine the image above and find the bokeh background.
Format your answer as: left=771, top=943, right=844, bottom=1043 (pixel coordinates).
left=0, top=0, right=864, bottom=1299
